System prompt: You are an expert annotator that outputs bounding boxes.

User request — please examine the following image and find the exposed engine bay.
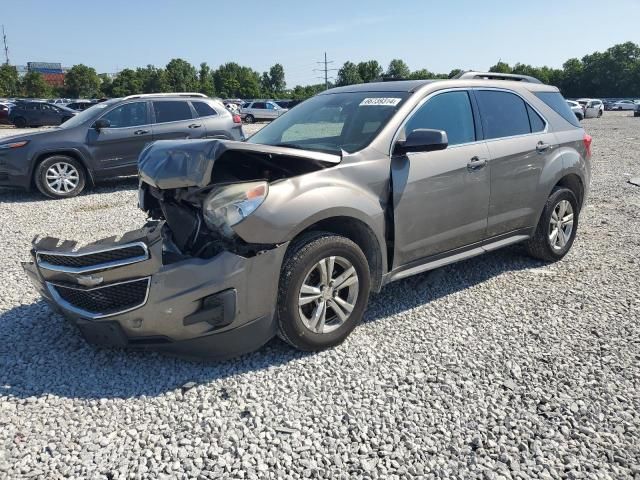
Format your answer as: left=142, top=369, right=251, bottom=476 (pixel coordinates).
left=137, top=139, right=341, bottom=259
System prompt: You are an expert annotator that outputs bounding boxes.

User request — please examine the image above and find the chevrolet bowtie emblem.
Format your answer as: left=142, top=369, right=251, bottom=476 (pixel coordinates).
left=76, top=275, right=104, bottom=287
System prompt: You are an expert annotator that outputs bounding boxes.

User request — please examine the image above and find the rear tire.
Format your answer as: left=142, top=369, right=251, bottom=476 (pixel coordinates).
left=34, top=155, right=87, bottom=199
left=525, top=187, right=579, bottom=262
left=277, top=231, right=371, bottom=352
left=13, top=116, right=27, bottom=128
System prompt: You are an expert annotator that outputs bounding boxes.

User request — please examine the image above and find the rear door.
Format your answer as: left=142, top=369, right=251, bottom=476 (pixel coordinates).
left=250, top=102, right=266, bottom=120
left=474, top=89, right=556, bottom=237
left=191, top=100, right=230, bottom=139
left=151, top=100, right=207, bottom=141
left=40, top=104, right=61, bottom=125
left=391, top=89, right=491, bottom=267
left=86, top=100, right=153, bottom=175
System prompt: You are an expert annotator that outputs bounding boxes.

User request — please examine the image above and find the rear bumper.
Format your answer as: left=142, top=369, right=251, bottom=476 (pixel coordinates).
left=23, top=222, right=288, bottom=359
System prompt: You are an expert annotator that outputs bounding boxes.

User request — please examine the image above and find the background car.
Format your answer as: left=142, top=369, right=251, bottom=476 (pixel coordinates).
left=611, top=99, right=637, bottom=110
left=575, top=98, right=604, bottom=118
left=0, top=103, right=12, bottom=125
left=8, top=101, right=77, bottom=127
left=0, top=93, right=244, bottom=198
left=64, top=100, right=96, bottom=111
left=240, top=100, right=288, bottom=123
left=635, top=103, right=640, bottom=117
left=566, top=100, right=584, bottom=120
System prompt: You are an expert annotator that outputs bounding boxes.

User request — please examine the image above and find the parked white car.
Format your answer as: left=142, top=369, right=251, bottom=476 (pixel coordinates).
left=240, top=100, right=288, bottom=123
left=610, top=99, right=637, bottom=111
left=566, top=100, right=584, bottom=121
left=576, top=98, right=604, bottom=118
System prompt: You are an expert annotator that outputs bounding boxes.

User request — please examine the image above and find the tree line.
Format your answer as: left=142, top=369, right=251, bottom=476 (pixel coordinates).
left=0, top=41, right=638, bottom=100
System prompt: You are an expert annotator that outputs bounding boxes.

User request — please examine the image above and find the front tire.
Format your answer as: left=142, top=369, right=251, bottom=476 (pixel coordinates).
left=525, top=187, right=579, bottom=262
left=34, top=156, right=87, bottom=199
left=244, top=114, right=254, bottom=124
left=277, top=232, right=371, bottom=352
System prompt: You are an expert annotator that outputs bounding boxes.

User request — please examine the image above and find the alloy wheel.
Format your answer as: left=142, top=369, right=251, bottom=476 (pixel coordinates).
left=46, top=162, right=80, bottom=194
left=548, top=199, right=574, bottom=251
left=298, top=255, right=359, bottom=334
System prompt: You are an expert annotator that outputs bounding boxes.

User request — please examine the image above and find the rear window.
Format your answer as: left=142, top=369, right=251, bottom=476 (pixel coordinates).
left=192, top=101, right=218, bottom=117
left=153, top=101, right=193, bottom=123
left=535, top=92, right=581, bottom=127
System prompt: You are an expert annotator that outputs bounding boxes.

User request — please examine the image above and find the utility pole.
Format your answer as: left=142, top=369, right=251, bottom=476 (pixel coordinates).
left=2, top=25, right=9, bottom=65
left=314, top=52, right=337, bottom=90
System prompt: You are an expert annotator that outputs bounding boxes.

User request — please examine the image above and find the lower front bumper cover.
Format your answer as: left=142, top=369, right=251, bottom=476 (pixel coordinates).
left=22, top=222, right=288, bottom=359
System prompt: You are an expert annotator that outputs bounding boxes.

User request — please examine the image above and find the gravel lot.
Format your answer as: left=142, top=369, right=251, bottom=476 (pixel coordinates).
left=1, top=114, right=639, bottom=479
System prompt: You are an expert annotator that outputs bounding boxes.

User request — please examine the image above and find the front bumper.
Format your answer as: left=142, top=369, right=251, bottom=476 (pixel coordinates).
left=22, top=222, right=288, bottom=359
left=0, top=148, right=31, bottom=189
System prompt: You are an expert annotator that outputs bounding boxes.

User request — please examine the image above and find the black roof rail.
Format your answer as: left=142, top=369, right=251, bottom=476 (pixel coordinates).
left=453, top=71, right=543, bottom=84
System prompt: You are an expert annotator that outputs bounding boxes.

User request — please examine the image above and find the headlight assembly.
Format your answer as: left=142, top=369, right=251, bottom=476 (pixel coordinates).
left=202, top=181, right=268, bottom=235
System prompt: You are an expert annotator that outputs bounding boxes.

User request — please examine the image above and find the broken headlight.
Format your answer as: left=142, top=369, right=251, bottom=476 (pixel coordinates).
left=202, top=181, right=268, bottom=236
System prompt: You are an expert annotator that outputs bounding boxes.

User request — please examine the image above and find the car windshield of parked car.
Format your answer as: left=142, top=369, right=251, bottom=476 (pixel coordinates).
left=56, top=102, right=112, bottom=129
left=247, top=91, right=410, bottom=154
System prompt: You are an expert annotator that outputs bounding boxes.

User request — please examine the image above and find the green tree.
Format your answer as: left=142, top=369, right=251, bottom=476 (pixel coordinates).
left=98, top=73, right=113, bottom=97
left=137, top=65, right=168, bottom=93
left=386, top=59, right=410, bottom=79
left=64, top=64, right=100, bottom=97
left=448, top=69, right=463, bottom=79
left=336, top=61, right=363, bottom=86
left=0, top=64, right=20, bottom=97
left=268, top=63, right=286, bottom=95
left=489, top=61, right=511, bottom=73
left=357, top=60, right=383, bottom=83
left=290, top=83, right=326, bottom=100
left=214, top=62, right=261, bottom=98
left=409, top=68, right=438, bottom=80
left=198, top=63, right=215, bottom=97
left=260, top=71, right=272, bottom=96
left=110, top=69, right=142, bottom=97
left=22, top=71, right=51, bottom=98
left=165, top=58, right=198, bottom=92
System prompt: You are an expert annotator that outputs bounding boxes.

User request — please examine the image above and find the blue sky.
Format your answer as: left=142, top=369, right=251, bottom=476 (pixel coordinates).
left=3, top=0, right=640, bottom=86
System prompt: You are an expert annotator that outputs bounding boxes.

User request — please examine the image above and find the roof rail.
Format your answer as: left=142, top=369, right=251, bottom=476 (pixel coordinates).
left=122, top=92, right=209, bottom=100
left=453, top=71, right=543, bottom=84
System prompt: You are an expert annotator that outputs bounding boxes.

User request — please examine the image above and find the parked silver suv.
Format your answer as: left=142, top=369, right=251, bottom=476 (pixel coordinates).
left=24, top=72, right=591, bottom=359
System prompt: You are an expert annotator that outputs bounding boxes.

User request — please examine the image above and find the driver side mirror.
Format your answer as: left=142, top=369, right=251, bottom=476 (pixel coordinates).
left=393, top=128, right=448, bottom=156
left=93, top=118, right=110, bottom=131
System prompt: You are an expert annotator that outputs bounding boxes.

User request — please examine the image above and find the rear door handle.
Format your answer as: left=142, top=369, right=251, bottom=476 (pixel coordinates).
left=188, top=124, right=202, bottom=129
left=467, top=156, right=488, bottom=171
left=536, top=141, right=551, bottom=152
left=133, top=129, right=149, bottom=135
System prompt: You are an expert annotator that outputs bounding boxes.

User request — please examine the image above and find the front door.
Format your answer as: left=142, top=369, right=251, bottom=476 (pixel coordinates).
left=86, top=101, right=152, bottom=176
left=392, top=90, right=491, bottom=268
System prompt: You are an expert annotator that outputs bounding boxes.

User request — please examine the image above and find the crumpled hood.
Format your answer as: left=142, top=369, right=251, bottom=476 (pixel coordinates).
left=138, top=139, right=341, bottom=190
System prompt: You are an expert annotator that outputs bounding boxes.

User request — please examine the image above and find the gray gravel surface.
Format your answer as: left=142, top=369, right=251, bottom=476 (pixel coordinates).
left=1, top=114, right=639, bottom=479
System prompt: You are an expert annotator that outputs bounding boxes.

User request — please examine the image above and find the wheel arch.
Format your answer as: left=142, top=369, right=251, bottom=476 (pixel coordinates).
left=288, top=215, right=385, bottom=293
left=31, top=149, right=95, bottom=188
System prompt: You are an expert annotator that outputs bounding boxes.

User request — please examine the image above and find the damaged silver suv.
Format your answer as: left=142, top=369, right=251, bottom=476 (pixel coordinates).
left=24, top=72, right=592, bottom=359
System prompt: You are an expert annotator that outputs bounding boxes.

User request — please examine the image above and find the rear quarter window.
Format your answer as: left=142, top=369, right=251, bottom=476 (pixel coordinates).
left=535, top=92, right=581, bottom=127
left=192, top=101, right=218, bottom=117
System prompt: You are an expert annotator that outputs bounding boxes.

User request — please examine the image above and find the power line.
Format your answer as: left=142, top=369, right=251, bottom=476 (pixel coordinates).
left=313, top=52, right=338, bottom=90
left=2, top=25, right=9, bottom=65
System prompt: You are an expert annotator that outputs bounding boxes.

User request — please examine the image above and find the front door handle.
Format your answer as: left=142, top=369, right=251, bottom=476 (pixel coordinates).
left=133, top=129, right=149, bottom=135
left=188, top=124, right=202, bottom=129
left=467, top=157, right=488, bottom=171
left=536, top=141, right=551, bottom=152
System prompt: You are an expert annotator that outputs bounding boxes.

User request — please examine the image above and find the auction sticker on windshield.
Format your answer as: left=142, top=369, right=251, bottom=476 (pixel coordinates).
left=359, top=97, right=402, bottom=106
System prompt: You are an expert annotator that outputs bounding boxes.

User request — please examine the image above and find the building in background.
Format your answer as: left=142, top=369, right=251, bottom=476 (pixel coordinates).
left=27, top=62, right=65, bottom=88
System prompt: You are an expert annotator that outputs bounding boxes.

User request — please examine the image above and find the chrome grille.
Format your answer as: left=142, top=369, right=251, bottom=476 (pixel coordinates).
left=47, top=277, right=150, bottom=318
left=37, top=242, right=148, bottom=273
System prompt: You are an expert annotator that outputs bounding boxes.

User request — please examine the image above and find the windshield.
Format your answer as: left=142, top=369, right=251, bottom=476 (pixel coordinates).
left=247, top=91, right=410, bottom=154
left=57, top=101, right=113, bottom=129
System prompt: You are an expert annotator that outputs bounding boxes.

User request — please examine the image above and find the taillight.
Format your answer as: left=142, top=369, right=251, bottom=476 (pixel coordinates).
left=583, top=133, right=592, bottom=157
left=232, top=114, right=241, bottom=124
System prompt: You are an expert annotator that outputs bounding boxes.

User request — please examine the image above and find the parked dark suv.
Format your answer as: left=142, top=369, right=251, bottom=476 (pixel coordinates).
left=24, top=73, right=591, bottom=359
left=9, top=101, right=77, bottom=128
left=0, top=93, right=244, bottom=198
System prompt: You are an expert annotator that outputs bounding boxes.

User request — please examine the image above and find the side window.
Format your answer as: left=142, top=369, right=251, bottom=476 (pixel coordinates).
left=152, top=101, right=193, bottom=123
left=192, top=101, right=218, bottom=118
left=101, top=102, right=149, bottom=128
left=266, top=102, right=275, bottom=110
left=476, top=90, right=531, bottom=139
left=405, top=90, right=475, bottom=146
left=253, top=102, right=266, bottom=109
left=526, top=104, right=545, bottom=133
